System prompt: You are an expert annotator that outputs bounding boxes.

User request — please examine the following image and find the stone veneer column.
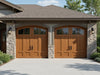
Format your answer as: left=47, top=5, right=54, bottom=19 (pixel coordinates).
left=6, top=23, right=16, bottom=58
left=87, top=23, right=97, bottom=58
left=48, top=25, right=54, bottom=58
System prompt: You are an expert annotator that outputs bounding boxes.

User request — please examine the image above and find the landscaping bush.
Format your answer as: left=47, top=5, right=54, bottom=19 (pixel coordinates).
left=97, top=46, right=100, bottom=53
left=0, top=52, right=10, bottom=63
left=95, top=57, right=100, bottom=62
left=0, top=61, right=3, bottom=65
left=90, top=52, right=100, bottom=59
left=10, top=56, right=14, bottom=60
left=0, top=51, right=3, bottom=55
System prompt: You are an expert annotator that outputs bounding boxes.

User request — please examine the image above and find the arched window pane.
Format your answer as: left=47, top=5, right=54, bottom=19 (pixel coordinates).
left=34, top=28, right=39, bottom=34
left=18, top=29, right=24, bottom=34
left=18, top=28, right=30, bottom=35
left=72, top=28, right=84, bottom=35
left=24, top=28, right=30, bottom=34
left=40, top=29, right=46, bottom=34
left=34, top=27, right=46, bottom=34
left=57, top=28, right=68, bottom=35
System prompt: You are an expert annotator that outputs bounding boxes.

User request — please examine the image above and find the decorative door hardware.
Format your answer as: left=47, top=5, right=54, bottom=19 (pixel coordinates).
left=69, top=46, right=72, bottom=50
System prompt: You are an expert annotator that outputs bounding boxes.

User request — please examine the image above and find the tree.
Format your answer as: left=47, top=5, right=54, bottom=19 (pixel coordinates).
left=64, top=0, right=84, bottom=12
left=83, top=0, right=100, bottom=16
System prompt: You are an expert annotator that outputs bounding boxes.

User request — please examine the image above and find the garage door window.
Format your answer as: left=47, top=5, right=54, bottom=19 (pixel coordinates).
left=57, top=28, right=68, bottom=35
left=18, top=29, right=24, bottom=34
left=18, top=28, right=30, bottom=34
left=72, top=28, right=84, bottom=35
left=24, top=28, right=30, bottom=34
left=34, top=27, right=46, bottom=34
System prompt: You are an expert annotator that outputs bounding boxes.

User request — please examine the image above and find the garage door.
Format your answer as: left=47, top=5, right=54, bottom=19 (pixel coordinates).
left=55, top=26, right=87, bottom=58
left=16, top=26, right=48, bottom=58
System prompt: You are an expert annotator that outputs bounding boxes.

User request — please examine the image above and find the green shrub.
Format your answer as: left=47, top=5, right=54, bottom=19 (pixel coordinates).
left=95, top=57, right=100, bottom=62
left=0, top=51, right=3, bottom=55
left=97, top=47, right=100, bottom=53
left=0, top=53, right=10, bottom=63
left=0, top=61, right=3, bottom=65
left=10, top=56, right=14, bottom=60
left=90, top=52, right=100, bottom=59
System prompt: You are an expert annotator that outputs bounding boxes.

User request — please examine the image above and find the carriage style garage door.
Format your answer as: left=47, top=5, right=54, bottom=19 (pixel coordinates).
left=55, top=26, right=87, bottom=58
left=16, top=26, right=48, bottom=58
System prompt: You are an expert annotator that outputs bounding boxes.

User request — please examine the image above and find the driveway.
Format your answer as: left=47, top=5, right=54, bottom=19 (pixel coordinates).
left=0, top=59, right=100, bottom=75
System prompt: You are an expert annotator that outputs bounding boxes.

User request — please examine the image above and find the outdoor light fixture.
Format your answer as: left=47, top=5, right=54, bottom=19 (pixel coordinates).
left=91, top=28, right=94, bottom=34
left=8, top=27, right=12, bottom=34
left=89, top=28, right=94, bottom=35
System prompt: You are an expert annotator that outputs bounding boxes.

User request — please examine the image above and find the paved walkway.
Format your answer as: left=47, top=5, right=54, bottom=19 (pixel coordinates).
left=0, top=59, right=100, bottom=75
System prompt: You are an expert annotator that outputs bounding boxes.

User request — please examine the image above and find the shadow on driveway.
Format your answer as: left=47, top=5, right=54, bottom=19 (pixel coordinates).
left=65, top=63, right=100, bottom=72
left=0, top=70, right=28, bottom=75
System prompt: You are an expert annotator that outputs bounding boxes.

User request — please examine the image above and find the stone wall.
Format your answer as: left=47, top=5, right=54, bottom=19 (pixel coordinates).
left=48, top=25, right=55, bottom=58
left=87, top=23, right=97, bottom=58
left=6, top=23, right=16, bottom=58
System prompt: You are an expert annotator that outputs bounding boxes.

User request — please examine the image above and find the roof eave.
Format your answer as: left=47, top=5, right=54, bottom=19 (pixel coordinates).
left=0, top=18, right=100, bottom=21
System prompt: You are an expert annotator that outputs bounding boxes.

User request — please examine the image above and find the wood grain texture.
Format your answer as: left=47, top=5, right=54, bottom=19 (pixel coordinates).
left=55, top=26, right=87, bottom=58
left=16, top=26, right=48, bottom=58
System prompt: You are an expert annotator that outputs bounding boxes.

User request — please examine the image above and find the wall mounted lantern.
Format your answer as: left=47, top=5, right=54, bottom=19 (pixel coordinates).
left=91, top=28, right=94, bottom=34
left=8, top=27, right=12, bottom=34
left=89, top=28, right=94, bottom=35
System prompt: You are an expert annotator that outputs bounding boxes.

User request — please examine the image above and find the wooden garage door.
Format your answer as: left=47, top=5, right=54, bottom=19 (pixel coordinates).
left=16, top=26, right=48, bottom=58
left=55, top=26, right=87, bottom=58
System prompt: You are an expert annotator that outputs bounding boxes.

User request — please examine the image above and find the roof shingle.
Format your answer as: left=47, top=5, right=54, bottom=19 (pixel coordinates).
left=0, top=5, right=100, bottom=20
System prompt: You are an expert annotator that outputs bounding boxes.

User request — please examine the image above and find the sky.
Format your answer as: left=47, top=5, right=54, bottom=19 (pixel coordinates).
left=6, top=0, right=66, bottom=7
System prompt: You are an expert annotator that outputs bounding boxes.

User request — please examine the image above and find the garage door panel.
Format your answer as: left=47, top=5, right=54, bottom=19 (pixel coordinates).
left=31, top=37, right=38, bottom=52
left=42, top=36, right=48, bottom=51
left=62, top=52, right=70, bottom=57
left=55, top=27, right=86, bottom=58
left=16, top=37, right=23, bottom=58
left=55, top=53, right=62, bottom=57
left=32, top=52, right=39, bottom=57
left=71, top=52, right=86, bottom=58
left=78, top=36, right=86, bottom=52
left=55, top=38, right=61, bottom=52
left=24, top=52, right=31, bottom=57
left=70, top=36, right=78, bottom=52
left=16, top=26, right=48, bottom=58
left=16, top=37, right=23, bottom=52
left=23, top=37, right=30, bottom=51
left=61, top=37, right=69, bottom=51
left=17, top=52, right=23, bottom=57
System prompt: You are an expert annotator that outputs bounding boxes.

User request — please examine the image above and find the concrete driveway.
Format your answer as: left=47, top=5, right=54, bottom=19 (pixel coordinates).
left=0, top=59, right=100, bottom=75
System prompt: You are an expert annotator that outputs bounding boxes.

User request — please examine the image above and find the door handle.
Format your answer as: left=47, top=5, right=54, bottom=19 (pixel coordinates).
left=69, top=46, right=72, bottom=50
left=31, top=46, right=33, bottom=50
left=29, top=46, right=31, bottom=50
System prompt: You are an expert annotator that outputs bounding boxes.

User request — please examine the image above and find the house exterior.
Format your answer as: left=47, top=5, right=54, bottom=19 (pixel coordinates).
left=0, top=0, right=100, bottom=58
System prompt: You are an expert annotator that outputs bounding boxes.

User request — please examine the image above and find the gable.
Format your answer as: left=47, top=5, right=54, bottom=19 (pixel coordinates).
left=0, top=0, right=23, bottom=11
left=0, top=2, right=15, bottom=16
left=0, top=0, right=23, bottom=16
